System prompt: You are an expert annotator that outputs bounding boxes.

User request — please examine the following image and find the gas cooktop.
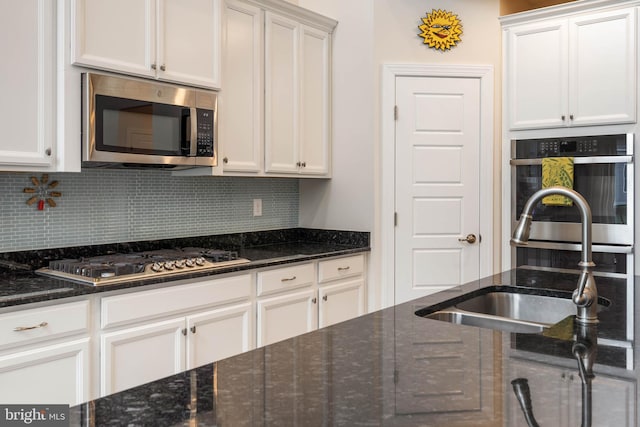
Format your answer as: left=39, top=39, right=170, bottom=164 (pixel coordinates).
left=36, top=247, right=250, bottom=286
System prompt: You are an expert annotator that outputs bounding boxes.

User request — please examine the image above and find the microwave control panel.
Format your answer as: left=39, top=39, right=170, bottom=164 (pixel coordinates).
left=196, top=109, right=214, bottom=157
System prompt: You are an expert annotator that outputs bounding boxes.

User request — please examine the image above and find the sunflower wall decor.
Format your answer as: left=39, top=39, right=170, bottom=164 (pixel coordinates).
left=418, top=9, right=463, bottom=51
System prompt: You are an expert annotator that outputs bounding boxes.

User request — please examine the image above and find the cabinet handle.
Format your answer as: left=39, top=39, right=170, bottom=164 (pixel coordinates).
left=322, top=295, right=327, bottom=301
left=13, top=321, right=48, bottom=332
left=182, top=328, right=187, bottom=336
left=337, top=266, right=350, bottom=271
left=151, top=63, right=157, bottom=70
left=160, top=64, right=166, bottom=71
left=312, top=297, right=317, bottom=304
left=190, top=326, right=196, bottom=334
left=281, top=276, right=296, bottom=282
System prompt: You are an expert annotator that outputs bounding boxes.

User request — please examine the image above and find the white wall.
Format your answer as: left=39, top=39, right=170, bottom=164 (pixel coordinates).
left=298, top=0, right=502, bottom=309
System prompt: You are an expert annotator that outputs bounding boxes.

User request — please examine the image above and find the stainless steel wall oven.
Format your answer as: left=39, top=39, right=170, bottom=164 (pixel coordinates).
left=510, top=133, right=634, bottom=345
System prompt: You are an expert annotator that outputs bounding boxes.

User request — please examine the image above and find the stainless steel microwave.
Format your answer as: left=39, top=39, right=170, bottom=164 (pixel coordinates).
left=82, top=73, right=217, bottom=168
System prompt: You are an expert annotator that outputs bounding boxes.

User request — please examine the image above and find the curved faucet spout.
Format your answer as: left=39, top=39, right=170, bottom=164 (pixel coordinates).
left=511, top=186, right=598, bottom=324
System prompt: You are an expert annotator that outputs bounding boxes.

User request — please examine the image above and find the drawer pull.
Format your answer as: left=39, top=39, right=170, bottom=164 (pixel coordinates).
left=13, top=322, right=48, bottom=332
left=337, top=266, right=350, bottom=271
left=281, top=276, right=297, bottom=282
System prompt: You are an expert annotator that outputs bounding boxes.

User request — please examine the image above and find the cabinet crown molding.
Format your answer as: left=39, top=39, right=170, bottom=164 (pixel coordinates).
left=500, top=0, right=640, bottom=26
left=241, top=0, right=337, bottom=31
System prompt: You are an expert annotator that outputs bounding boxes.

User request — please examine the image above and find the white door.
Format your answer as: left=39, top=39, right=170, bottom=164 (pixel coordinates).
left=395, top=76, right=481, bottom=303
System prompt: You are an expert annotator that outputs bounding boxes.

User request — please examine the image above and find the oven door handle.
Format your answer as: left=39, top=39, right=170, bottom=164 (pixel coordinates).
left=510, top=155, right=633, bottom=166
left=516, top=240, right=633, bottom=254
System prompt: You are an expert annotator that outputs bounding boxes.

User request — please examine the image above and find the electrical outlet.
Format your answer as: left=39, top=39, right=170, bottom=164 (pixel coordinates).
left=253, top=199, right=262, bottom=216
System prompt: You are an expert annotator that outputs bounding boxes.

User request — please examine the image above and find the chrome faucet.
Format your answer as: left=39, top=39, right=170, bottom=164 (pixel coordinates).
left=511, top=186, right=598, bottom=324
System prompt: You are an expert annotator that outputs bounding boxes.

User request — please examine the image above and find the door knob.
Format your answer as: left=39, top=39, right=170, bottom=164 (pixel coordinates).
left=458, top=234, right=477, bottom=244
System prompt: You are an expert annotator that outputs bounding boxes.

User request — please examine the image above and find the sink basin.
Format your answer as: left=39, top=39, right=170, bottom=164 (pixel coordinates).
left=415, top=286, right=609, bottom=334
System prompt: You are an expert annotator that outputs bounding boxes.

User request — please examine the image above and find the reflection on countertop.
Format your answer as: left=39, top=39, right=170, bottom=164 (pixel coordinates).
left=67, top=269, right=638, bottom=426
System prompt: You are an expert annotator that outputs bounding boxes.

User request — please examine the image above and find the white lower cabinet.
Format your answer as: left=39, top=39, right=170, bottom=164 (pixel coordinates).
left=317, top=255, right=365, bottom=328
left=99, top=274, right=253, bottom=396
left=257, top=288, right=318, bottom=346
left=0, top=300, right=91, bottom=405
left=101, top=317, right=185, bottom=395
left=257, top=255, right=367, bottom=347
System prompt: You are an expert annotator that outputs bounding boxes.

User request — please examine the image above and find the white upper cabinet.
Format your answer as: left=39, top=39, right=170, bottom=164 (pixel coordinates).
left=220, top=0, right=264, bottom=173
left=264, top=11, right=330, bottom=176
left=218, top=0, right=335, bottom=178
left=505, top=6, right=636, bottom=130
left=0, top=0, right=56, bottom=170
left=72, top=0, right=221, bottom=89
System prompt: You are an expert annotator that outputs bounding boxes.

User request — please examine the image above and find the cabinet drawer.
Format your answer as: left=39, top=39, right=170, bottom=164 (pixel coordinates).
left=0, top=300, right=90, bottom=350
left=318, top=254, right=364, bottom=284
left=257, top=263, right=315, bottom=297
left=102, top=274, right=251, bottom=329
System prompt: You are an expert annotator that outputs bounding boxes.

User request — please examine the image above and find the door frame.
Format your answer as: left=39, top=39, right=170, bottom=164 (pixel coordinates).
left=380, top=64, right=494, bottom=307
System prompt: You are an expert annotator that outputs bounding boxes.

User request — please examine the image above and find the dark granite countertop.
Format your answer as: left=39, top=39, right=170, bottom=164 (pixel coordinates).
left=0, top=228, right=370, bottom=308
left=66, top=268, right=639, bottom=426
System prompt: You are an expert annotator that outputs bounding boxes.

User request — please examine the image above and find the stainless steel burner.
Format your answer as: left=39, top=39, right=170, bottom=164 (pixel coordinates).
left=37, top=248, right=250, bottom=285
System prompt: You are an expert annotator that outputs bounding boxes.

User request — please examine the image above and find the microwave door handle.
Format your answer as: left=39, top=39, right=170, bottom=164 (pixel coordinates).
left=189, top=107, right=198, bottom=156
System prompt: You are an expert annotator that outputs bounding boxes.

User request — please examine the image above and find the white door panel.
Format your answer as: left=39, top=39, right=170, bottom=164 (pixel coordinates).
left=395, top=76, right=481, bottom=304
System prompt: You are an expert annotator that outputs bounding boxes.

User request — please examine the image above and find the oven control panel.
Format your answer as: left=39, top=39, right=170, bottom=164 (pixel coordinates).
left=513, top=134, right=628, bottom=159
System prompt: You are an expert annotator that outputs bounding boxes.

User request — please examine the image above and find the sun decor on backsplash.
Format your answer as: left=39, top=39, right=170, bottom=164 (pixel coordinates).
left=23, top=174, right=61, bottom=211
left=418, top=9, right=463, bottom=51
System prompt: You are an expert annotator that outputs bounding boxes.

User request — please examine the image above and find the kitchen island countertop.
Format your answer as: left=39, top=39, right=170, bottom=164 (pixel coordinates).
left=66, top=268, right=639, bottom=426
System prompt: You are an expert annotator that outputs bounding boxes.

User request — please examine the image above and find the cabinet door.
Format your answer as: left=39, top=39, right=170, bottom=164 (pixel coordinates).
left=568, top=8, right=636, bottom=127
left=264, top=11, right=299, bottom=174
left=220, top=0, right=263, bottom=172
left=299, top=25, right=330, bottom=175
left=72, top=0, right=155, bottom=77
left=318, top=278, right=365, bottom=328
left=257, top=289, right=317, bottom=347
left=0, top=338, right=90, bottom=406
left=100, top=317, right=185, bottom=396
left=505, top=19, right=568, bottom=130
left=0, top=0, right=55, bottom=169
left=158, top=0, right=221, bottom=88
left=186, top=302, right=252, bottom=369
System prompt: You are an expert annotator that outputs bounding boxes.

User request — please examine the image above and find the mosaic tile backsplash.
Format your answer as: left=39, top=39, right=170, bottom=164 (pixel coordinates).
left=0, top=169, right=299, bottom=252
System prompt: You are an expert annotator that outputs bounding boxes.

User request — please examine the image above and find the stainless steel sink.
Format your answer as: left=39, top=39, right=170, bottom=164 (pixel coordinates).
left=416, top=287, right=609, bottom=334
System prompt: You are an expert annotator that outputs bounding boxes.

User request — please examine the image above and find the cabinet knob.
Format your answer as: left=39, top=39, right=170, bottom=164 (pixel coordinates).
left=160, top=64, right=166, bottom=71
left=312, top=297, right=317, bottom=304
left=223, top=157, right=229, bottom=164
left=561, top=115, right=566, bottom=121
left=301, top=161, right=306, bottom=168
left=322, top=295, right=327, bottom=301
left=190, top=326, right=196, bottom=334
left=45, top=148, right=52, bottom=156
left=151, top=63, right=157, bottom=70
left=182, top=328, right=187, bottom=336
left=296, top=161, right=301, bottom=167
left=569, top=114, right=574, bottom=120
